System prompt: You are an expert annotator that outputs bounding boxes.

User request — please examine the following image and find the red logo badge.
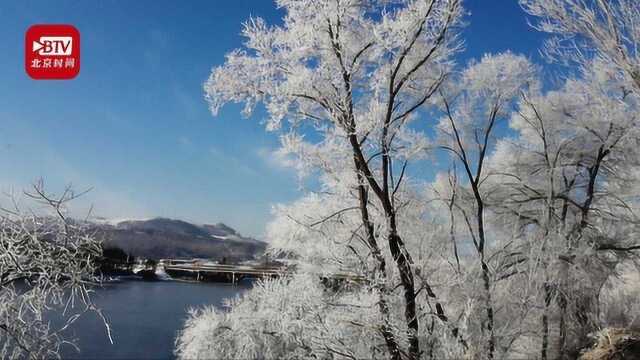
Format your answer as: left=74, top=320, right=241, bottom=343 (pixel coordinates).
left=25, top=24, right=80, bottom=80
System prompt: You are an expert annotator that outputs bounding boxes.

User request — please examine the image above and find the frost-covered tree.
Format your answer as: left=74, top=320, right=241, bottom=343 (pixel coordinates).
left=177, top=1, right=640, bottom=359
left=0, top=182, right=108, bottom=359
left=520, top=0, right=640, bottom=91
left=482, top=58, right=640, bottom=358
left=513, top=5, right=640, bottom=355
left=436, top=52, right=538, bottom=359
left=425, top=56, right=640, bottom=359
left=177, top=273, right=386, bottom=359
left=177, top=177, right=469, bottom=359
left=196, top=0, right=463, bottom=359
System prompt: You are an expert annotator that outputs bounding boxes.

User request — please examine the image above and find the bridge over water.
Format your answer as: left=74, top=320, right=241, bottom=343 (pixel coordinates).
left=160, top=260, right=364, bottom=285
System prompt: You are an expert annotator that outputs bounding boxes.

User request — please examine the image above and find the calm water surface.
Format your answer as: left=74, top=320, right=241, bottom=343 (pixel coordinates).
left=57, top=279, right=248, bottom=359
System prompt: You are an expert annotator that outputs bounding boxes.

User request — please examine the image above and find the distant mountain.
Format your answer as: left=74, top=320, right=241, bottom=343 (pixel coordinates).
left=90, top=217, right=266, bottom=261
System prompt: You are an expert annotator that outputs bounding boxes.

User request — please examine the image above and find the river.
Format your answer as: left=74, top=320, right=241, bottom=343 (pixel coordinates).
left=55, top=279, right=249, bottom=359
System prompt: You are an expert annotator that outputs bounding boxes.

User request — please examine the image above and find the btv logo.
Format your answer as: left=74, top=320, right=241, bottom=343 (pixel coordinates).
left=32, top=36, right=73, bottom=56
left=26, top=25, right=80, bottom=79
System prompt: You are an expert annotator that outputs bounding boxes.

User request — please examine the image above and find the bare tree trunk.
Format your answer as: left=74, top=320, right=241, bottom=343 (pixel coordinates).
left=475, top=195, right=495, bottom=359
left=558, top=305, right=567, bottom=359
left=541, top=283, right=552, bottom=360
left=347, top=130, right=423, bottom=360
left=447, top=167, right=461, bottom=273
left=388, top=219, right=420, bottom=360
left=541, top=311, right=549, bottom=360
left=481, top=261, right=495, bottom=359
left=354, top=167, right=402, bottom=360
left=557, top=260, right=569, bottom=360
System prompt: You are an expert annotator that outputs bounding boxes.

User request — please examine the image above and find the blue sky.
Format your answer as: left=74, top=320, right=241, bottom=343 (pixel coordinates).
left=0, top=1, right=548, bottom=237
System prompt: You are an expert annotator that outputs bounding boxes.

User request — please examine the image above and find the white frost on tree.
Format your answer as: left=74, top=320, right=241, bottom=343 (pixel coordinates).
left=0, top=182, right=108, bottom=359
left=177, top=1, right=640, bottom=359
